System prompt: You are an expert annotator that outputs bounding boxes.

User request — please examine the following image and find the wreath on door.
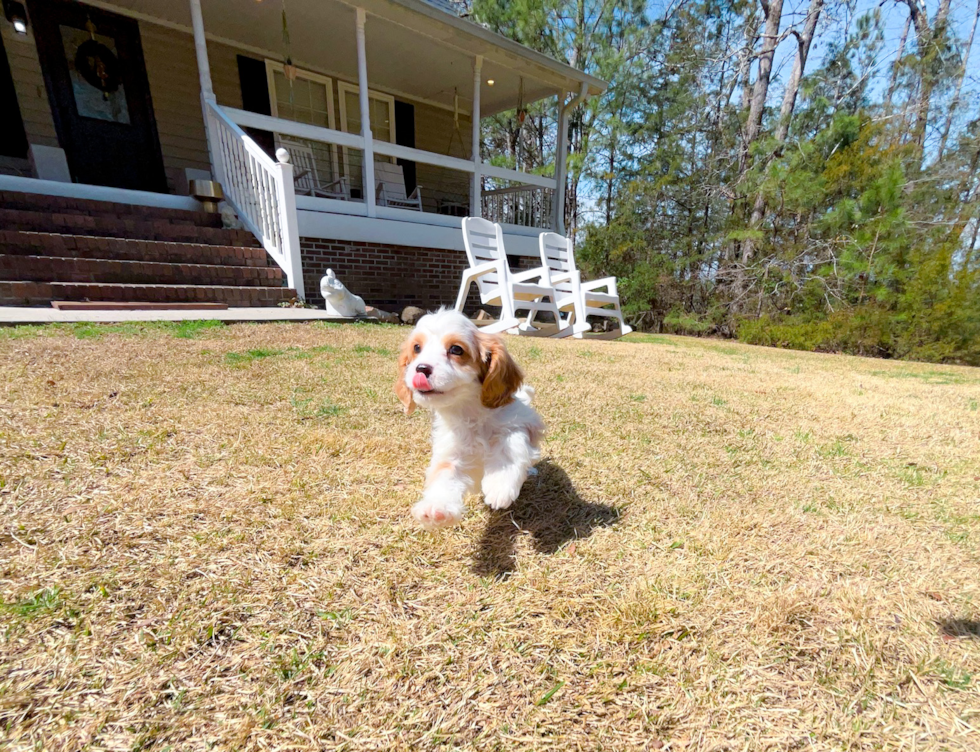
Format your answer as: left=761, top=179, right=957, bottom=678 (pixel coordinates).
left=75, top=19, right=121, bottom=100
left=75, top=39, right=120, bottom=98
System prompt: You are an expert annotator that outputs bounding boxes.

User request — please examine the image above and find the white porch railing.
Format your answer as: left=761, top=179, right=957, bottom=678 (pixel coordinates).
left=204, top=100, right=305, bottom=299
left=221, top=107, right=558, bottom=230
left=481, top=185, right=555, bottom=228
left=201, top=102, right=560, bottom=301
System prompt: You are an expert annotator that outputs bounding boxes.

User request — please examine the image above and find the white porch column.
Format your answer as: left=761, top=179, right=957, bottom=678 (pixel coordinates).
left=188, top=0, right=219, bottom=186
left=356, top=8, right=377, bottom=218
left=553, top=82, right=589, bottom=235
left=470, top=55, right=483, bottom=217
left=188, top=0, right=214, bottom=102
left=553, top=89, right=568, bottom=233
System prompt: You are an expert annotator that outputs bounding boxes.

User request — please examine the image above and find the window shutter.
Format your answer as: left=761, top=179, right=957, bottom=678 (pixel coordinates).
left=236, top=55, right=275, bottom=158
left=394, top=100, right=416, bottom=194
left=0, top=35, right=28, bottom=159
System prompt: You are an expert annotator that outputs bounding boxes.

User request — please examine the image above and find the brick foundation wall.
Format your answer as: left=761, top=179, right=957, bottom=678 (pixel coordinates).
left=300, top=238, right=539, bottom=316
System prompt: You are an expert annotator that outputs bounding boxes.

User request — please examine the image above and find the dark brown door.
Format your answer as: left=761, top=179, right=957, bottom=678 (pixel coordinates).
left=27, top=0, right=166, bottom=192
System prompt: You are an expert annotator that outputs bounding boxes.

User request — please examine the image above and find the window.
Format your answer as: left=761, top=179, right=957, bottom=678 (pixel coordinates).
left=337, top=81, right=395, bottom=143
left=265, top=60, right=338, bottom=182
left=338, top=82, right=396, bottom=195
left=266, top=61, right=335, bottom=128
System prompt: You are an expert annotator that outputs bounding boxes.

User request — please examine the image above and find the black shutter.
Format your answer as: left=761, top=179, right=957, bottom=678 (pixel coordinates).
left=236, top=55, right=275, bottom=158
left=394, top=100, right=416, bottom=194
left=0, top=33, right=29, bottom=158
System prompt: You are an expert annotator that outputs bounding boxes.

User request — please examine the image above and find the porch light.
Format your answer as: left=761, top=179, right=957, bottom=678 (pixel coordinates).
left=3, top=0, right=28, bottom=34
left=486, top=79, right=494, bottom=86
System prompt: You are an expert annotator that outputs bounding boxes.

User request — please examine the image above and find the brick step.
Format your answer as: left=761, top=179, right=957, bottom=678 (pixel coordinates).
left=0, top=190, right=224, bottom=227
left=0, top=281, right=296, bottom=307
left=0, top=230, right=271, bottom=267
left=0, top=208, right=259, bottom=247
left=0, top=255, right=285, bottom=287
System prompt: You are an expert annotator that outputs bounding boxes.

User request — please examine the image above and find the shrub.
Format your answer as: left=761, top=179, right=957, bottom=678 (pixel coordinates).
left=737, top=304, right=979, bottom=365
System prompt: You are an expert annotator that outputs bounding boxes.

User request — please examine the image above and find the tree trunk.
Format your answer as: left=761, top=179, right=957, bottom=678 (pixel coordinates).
left=900, top=0, right=952, bottom=156
left=936, top=0, right=979, bottom=160
left=738, top=0, right=785, bottom=269
left=774, top=0, right=823, bottom=144
left=744, top=0, right=785, bottom=152
left=606, top=132, right=616, bottom=225
left=736, top=10, right=761, bottom=116
left=566, top=0, right=586, bottom=238
left=746, top=0, right=825, bottom=241
left=885, top=13, right=912, bottom=120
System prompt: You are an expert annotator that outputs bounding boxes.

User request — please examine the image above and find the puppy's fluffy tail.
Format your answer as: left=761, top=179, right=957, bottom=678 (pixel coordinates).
left=516, top=385, right=535, bottom=406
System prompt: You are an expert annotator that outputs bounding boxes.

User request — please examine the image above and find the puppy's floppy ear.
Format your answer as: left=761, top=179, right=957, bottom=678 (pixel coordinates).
left=477, top=331, right=523, bottom=409
left=394, top=335, right=417, bottom=416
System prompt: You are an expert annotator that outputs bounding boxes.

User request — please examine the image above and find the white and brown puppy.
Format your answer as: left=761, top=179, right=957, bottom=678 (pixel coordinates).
left=395, top=308, right=545, bottom=529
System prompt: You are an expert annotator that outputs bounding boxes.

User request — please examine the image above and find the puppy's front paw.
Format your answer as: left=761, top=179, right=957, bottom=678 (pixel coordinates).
left=411, top=498, right=464, bottom=529
left=482, top=476, right=522, bottom=511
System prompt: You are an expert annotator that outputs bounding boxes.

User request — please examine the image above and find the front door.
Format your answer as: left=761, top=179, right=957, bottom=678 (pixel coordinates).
left=28, top=0, right=166, bottom=192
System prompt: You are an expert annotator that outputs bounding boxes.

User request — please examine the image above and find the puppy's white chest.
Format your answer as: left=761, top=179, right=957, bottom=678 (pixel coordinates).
left=436, top=419, right=498, bottom=458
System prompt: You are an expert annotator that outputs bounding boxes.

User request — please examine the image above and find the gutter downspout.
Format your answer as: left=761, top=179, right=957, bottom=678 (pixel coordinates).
left=553, top=81, right=590, bottom=235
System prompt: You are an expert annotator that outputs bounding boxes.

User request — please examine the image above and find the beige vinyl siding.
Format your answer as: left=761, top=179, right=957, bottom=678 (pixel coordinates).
left=2, top=23, right=58, bottom=148
left=140, top=24, right=243, bottom=191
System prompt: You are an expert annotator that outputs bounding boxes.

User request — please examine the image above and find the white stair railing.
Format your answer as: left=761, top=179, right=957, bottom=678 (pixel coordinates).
left=204, top=99, right=305, bottom=300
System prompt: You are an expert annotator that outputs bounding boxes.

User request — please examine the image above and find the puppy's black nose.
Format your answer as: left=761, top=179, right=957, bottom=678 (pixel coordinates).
left=415, top=364, right=433, bottom=376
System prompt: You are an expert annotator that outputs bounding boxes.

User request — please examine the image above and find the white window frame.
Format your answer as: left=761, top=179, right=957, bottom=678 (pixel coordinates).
left=337, top=81, right=396, bottom=141
left=337, top=81, right=397, bottom=187
left=265, top=60, right=339, bottom=181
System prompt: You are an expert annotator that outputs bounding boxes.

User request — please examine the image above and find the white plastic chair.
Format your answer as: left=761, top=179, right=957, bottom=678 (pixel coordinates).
left=278, top=139, right=349, bottom=200
left=375, top=161, right=423, bottom=211
left=534, top=232, right=633, bottom=339
left=456, top=217, right=571, bottom=336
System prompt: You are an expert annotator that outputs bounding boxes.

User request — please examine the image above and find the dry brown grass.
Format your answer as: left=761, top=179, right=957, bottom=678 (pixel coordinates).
left=1, top=321, right=978, bottom=751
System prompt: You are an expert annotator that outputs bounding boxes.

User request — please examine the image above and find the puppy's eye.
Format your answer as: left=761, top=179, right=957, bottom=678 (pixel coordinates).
left=413, top=343, right=421, bottom=354
left=448, top=345, right=464, bottom=357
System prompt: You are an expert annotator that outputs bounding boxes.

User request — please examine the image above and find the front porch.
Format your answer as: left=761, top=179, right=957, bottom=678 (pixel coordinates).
left=1, top=0, right=603, bottom=308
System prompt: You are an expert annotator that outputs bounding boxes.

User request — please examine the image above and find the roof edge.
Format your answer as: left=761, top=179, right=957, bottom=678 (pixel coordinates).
left=384, top=0, right=608, bottom=95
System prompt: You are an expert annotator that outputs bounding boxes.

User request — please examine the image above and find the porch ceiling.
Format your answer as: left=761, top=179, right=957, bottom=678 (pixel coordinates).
left=94, top=0, right=606, bottom=115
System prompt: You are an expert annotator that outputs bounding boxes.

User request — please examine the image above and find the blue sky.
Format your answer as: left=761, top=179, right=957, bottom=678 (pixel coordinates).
left=787, top=0, right=976, bottom=88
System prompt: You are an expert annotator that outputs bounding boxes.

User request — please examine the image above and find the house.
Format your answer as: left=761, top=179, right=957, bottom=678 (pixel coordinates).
left=0, top=0, right=605, bottom=309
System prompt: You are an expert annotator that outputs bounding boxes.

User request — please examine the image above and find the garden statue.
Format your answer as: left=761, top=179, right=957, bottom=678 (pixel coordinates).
left=320, top=269, right=366, bottom=317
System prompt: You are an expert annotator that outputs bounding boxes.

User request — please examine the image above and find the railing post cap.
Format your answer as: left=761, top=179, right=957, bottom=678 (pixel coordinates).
left=275, top=148, right=290, bottom=164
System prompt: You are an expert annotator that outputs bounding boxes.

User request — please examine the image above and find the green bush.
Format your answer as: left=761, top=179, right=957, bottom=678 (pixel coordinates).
left=662, top=309, right=715, bottom=335
left=737, top=316, right=835, bottom=352
left=737, top=304, right=979, bottom=365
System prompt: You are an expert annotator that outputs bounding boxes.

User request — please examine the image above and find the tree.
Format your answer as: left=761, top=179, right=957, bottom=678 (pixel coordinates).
left=472, top=0, right=980, bottom=363
left=895, top=0, right=953, bottom=157
left=936, top=0, right=979, bottom=161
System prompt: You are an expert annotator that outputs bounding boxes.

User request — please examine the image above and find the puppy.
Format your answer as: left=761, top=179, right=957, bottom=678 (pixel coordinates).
left=395, top=308, right=545, bottom=528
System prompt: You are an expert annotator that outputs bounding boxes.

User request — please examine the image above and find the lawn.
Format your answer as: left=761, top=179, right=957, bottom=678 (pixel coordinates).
left=1, top=321, right=978, bottom=751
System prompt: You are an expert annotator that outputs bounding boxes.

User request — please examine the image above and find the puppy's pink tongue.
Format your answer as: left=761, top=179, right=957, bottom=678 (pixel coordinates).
left=412, top=372, right=432, bottom=391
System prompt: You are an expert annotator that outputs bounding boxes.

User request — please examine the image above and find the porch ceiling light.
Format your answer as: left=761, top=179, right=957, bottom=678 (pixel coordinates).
left=486, top=79, right=494, bottom=86
left=3, top=0, right=27, bottom=34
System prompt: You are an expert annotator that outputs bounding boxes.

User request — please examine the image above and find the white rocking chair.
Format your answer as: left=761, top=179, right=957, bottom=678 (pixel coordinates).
left=277, top=139, right=350, bottom=200
left=375, top=161, right=423, bottom=211
left=456, top=217, right=572, bottom=337
left=534, top=232, right=633, bottom=339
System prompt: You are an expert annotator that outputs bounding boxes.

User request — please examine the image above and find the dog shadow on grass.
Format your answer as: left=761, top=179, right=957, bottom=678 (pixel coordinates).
left=938, top=618, right=980, bottom=640
left=473, top=460, right=620, bottom=579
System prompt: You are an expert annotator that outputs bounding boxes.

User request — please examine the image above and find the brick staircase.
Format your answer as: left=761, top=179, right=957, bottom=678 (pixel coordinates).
left=0, top=191, right=296, bottom=307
